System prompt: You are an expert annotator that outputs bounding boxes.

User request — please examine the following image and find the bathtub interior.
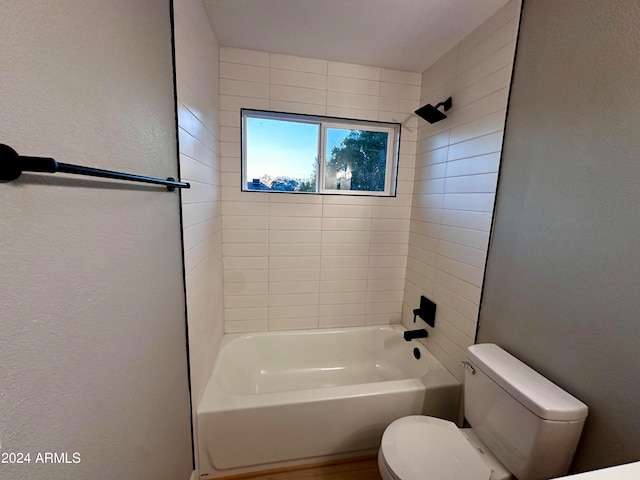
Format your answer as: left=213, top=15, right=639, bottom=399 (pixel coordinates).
left=197, top=326, right=461, bottom=478
left=216, top=326, right=432, bottom=395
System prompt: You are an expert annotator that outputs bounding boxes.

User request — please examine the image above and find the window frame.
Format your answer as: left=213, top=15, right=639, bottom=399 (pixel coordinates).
left=241, top=109, right=401, bottom=196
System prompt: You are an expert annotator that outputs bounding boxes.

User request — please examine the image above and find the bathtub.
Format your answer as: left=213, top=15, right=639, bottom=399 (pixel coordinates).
left=197, top=325, right=461, bottom=478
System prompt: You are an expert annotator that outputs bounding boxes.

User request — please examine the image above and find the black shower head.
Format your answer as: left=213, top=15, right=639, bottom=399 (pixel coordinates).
left=415, top=97, right=452, bottom=124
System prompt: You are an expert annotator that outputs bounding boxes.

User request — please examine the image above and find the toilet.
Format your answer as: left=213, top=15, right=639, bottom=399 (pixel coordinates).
left=378, top=344, right=588, bottom=480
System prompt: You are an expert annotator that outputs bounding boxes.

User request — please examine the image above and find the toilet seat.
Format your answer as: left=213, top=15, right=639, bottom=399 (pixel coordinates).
left=379, top=416, right=492, bottom=480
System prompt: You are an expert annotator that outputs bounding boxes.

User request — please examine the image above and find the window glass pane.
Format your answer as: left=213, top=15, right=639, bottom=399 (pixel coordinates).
left=245, top=117, right=318, bottom=192
left=324, top=128, right=389, bottom=192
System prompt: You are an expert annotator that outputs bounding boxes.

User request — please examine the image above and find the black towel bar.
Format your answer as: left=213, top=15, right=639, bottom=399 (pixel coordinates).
left=0, top=144, right=190, bottom=191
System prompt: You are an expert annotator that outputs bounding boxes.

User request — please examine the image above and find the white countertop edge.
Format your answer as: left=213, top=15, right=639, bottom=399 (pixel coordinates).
left=553, top=461, right=640, bottom=479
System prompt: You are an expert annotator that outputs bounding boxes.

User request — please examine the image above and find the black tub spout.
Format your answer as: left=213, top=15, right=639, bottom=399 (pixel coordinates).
left=404, top=329, right=429, bottom=341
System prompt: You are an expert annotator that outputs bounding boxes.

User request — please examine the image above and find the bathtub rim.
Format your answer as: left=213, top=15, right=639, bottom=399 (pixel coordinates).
left=198, top=324, right=459, bottom=414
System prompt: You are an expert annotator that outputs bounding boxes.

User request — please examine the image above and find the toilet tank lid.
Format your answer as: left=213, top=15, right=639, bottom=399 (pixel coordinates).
left=467, top=344, right=588, bottom=422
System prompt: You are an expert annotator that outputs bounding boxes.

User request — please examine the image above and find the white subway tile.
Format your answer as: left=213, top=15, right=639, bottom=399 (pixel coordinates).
left=442, top=193, right=495, bottom=212
left=438, top=241, right=486, bottom=269
left=270, top=256, right=321, bottom=270
left=369, top=255, right=407, bottom=268
left=268, top=243, right=321, bottom=257
left=269, top=100, right=327, bottom=116
left=269, top=305, right=319, bottom=320
left=444, top=173, right=498, bottom=194
left=458, top=0, right=520, bottom=56
left=220, top=94, right=270, bottom=112
left=270, top=216, right=322, bottom=230
left=270, top=53, right=327, bottom=74
left=321, top=255, right=369, bottom=269
left=222, top=215, right=268, bottom=230
left=454, top=67, right=513, bottom=109
left=223, top=229, right=269, bottom=244
left=223, top=256, right=268, bottom=270
left=327, top=91, right=379, bottom=110
left=365, top=313, right=402, bottom=325
left=328, top=62, right=380, bottom=80
left=219, top=78, right=269, bottom=99
left=270, top=68, right=327, bottom=90
left=269, top=281, right=319, bottom=294
left=270, top=202, right=323, bottom=217
left=326, top=106, right=378, bottom=121
left=319, top=315, right=365, bottom=328
left=322, top=217, right=372, bottom=231
left=320, top=268, right=368, bottom=281
left=220, top=48, right=270, bottom=67
left=269, top=317, right=319, bottom=330
left=439, top=225, right=490, bottom=250
left=270, top=84, right=327, bottom=105
left=269, top=269, right=320, bottom=282
left=432, top=284, right=478, bottom=321
left=379, top=96, right=419, bottom=114
left=369, top=243, right=408, bottom=256
left=223, top=268, right=268, bottom=284
left=436, top=256, right=484, bottom=288
left=457, top=16, right=520, bottom=74
left=319, top=303, right=367, bottom=317
left=368, top=267, right=406, bottom=280
left=449, top=110, right=507, bottom=145
left=320, top=279, right=368, bottom=293
left=270, top=230, right=322, bottom=244
left=322, top=230, right=370, bottom=245
left=365, top=301, right=402, bottom=314
left=225, top=320, right=268, bottom=333
left=380, top=82, right=421, bottom=101
left=220, top=62, right=269, bottom=83
left=447, top=132, right=504, bottom=161
left=222, top=201, right=268, bottom=216
left=224, top=281, right=268, bottom=296
left=446, top=152, right=500, bottom=177
left=370, top=218, right=410, bottom=232
left=381, top=69, right=422, bottom=86
left=322, top=204, right=372, bottom=218
left=225, top=307, right=268, bottom=321
left=372, top=205, right=411, bottom=219
left=440, top=209, right=492, bottom=232
left=269, top=293, right=319, bottom=306
left=320, top=243, right=370, bottom=256
left=327, top=76, right=380, bottom=96
left=368, top=278, right=406, bottom=292
left=456, top=41, right=517, bottom=92
left=224, top=295, right=268, bottom=308
left=319, top=291, right=367, bottom=305
left=370, top=231, right=410, bottom=244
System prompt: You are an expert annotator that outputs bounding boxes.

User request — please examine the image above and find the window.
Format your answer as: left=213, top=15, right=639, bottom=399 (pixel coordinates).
left=241, top=109, right=400, bottom=196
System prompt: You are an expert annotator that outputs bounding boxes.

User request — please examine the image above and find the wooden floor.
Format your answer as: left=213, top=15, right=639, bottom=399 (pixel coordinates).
left=231, top=457, right=382, bottom=480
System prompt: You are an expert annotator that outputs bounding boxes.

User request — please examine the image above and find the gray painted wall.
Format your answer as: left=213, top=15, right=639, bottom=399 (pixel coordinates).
left=478, top=0, right=640, bottom=473
left=0, top=1, right=193, bottom=478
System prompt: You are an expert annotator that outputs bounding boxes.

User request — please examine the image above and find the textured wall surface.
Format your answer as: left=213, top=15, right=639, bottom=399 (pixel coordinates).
left=478, top=0, right=640, bottom=472
left=0, top=1, right=192, bottom=478
left=402, top=0, right=520, bottom=381
left=217, top=48, right=420, bottom=333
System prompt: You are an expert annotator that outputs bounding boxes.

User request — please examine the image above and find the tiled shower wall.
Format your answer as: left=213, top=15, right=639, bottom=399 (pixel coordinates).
left=401, top=0, right=521, bottom=381
left=174, top=0, right=224, bottom=407
left=218, top=48, right=421, bottom=332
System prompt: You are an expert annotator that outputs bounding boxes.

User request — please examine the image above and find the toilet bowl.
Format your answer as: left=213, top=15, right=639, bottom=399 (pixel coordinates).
left=377, top=416, right=510, bottom=480
left=377, top=344, right=588, bottom=480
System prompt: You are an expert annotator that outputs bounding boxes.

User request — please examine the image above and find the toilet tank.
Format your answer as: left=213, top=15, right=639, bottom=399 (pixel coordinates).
left=465, top=344, right=588, bottom=480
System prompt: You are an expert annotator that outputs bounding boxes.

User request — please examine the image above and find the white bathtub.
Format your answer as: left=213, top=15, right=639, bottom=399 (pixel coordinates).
left=197, top=325, right=461, bottom=478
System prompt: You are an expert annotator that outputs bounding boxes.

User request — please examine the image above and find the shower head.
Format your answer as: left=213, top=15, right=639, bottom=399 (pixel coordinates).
left=415, top=97, right=452, bottom=124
